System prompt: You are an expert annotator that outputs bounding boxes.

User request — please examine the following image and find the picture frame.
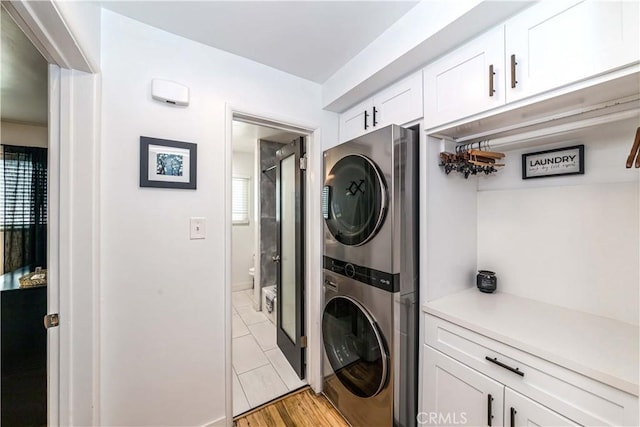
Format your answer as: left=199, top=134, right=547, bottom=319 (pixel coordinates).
left=140, top=136, right=197, bottom=189
left=522, top=144, right=584, bottom=180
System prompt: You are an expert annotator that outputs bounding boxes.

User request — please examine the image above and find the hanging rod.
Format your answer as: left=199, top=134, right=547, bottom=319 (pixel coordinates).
left=455, top=104, right=640, bottom=152
left=262, top=165, right=276, bottom=173
left=453, top=94, right=640, bottom=147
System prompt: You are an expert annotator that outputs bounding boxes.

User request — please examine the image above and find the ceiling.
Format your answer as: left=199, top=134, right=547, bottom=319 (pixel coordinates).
left=0, top=1, right=419, bottom=125
left=232, top=120, right=303, bottom=153
left=100, top=1, right=419, bottom=83
left=1, top=8, right=48, bottom=125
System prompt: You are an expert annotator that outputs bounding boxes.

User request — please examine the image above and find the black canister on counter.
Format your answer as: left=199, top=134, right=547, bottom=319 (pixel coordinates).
left=477, top=270, right=497, bottom=293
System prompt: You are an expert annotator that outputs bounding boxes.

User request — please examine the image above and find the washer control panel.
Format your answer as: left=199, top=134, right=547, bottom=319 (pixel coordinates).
left=323, top=256, right=398, bottom=293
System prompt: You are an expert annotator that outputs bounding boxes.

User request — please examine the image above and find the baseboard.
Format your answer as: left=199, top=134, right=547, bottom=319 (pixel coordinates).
left=201, top=415, right=227, bottom=427
left=232, top=281, right=253, bottom=292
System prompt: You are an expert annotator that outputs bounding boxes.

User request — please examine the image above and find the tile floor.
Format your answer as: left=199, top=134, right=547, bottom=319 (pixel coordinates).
left=232, top=289, right=306, bottom=416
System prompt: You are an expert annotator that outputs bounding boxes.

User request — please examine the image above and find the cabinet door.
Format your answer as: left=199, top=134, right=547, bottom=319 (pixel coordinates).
left=373, top=72, right=423, bottom=129
left=422, top=346, right=504, bottom=427
left=423, top=25, right=505, bottom=130
left=505, top=388, right=579, bottom=427
left=505, top=0, right=640, bottom=103
left=339, top=99, right=374, bottom=143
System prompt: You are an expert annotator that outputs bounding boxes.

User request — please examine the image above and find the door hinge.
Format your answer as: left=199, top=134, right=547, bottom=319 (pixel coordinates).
left=300, top=335, right=308, bottom=348
left=44, top=313, right=59, bottom=329
left=299, top=156, right=307, bottom=171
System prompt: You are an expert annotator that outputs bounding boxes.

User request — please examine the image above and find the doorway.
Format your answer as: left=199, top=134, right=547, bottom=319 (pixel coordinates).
left=230, top=116, right=309, bottom=416
left=0, top=7, right=49, bottom=425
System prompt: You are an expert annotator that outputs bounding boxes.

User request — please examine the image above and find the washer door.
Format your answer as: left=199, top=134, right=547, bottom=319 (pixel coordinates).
left=322, top=154, right=387, bottom=246
left=322, top=296, right=388, bottom=398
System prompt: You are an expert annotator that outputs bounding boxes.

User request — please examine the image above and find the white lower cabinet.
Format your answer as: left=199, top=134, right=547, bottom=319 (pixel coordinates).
left=422, top=313, right=640, bottom=426
left=423, top=346, right=579, bottom=427
left=504, top=387, right=577, bottom=427
left=422, top=346, right=504, bottom=426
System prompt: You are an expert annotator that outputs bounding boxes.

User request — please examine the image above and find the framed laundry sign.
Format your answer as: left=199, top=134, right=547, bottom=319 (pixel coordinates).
left=140, top=136, right=197, bottom=189
left=522, top=145, right=584, bottom=179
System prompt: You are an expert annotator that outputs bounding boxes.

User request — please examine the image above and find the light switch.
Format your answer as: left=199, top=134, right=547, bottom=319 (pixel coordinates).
left=190, top=217, right=206, bottom=239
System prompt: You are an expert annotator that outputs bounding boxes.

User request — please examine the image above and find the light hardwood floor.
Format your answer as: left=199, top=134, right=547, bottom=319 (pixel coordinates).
left=233, top=387, right=349, bottom=427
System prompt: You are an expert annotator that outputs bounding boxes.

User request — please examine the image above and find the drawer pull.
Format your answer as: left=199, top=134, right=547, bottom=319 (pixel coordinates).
left=510, top=54, right=518, bottom=88
left=485, top=356, right=524, bottom=377
left=487, top=394, right=494, bottom=426
left=489, top=64, right=496, bottom=97
left=510, top=407, right=516, bottom=427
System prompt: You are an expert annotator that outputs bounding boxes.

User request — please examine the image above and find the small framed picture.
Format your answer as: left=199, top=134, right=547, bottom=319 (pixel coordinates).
left=522, top=144, right=584, bottom=180
left=140, top=136, right=197, bottom=189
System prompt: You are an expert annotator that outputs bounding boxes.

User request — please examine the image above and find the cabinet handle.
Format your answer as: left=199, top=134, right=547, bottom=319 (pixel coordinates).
left=510, top=407, right=516, bottom=427
left=364, top=110, right=369, bottom=130
left=485, top=356, right=524, bottom=376
left=373, top=107, right=378, bottom=126
left=510, top=54, right=518, bottom=88
left=487, top=394, right=494, bottom=426
left=489, top=64, right=496, bottom=97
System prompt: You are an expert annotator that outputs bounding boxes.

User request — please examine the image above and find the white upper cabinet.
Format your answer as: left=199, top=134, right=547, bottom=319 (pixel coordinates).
left=422, top=0, right=640, bottom=130
left=505, top=0, right=640, bottom=103
left=338, top=72, right=423, bottom=143
left=339, top=98, right=374, bottom=144
left=423, top=26, right=505, bottom=130
left=374, top=72, right=423, bottom=130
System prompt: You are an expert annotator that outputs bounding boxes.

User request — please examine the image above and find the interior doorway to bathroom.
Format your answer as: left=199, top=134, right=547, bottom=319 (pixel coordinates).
left=230, top=117, right=308, bottom=416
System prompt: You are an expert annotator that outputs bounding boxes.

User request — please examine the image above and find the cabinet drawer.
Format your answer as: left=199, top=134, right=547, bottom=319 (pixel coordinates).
left=425, top=314, right=638, bottom=426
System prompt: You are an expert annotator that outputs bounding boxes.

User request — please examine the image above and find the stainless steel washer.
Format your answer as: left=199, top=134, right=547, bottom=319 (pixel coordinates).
left=322, top=271, right=394, bottom=426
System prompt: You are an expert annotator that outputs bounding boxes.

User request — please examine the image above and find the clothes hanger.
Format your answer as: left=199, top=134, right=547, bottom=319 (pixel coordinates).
left=625, top=127, right=640, bottom=168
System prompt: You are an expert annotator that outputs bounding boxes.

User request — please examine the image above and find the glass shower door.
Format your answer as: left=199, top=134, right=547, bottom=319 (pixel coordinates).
left=275, top=137, right=305, bottom=380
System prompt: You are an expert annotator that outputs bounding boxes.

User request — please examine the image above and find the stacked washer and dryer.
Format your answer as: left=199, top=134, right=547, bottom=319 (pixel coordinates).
left=321, top=125, right=418, bottom=427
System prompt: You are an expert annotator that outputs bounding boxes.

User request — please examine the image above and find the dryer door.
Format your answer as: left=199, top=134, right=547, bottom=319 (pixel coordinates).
left=322, top=154, right=387, bottom=246
left=322, top=296, right=388, bottom=398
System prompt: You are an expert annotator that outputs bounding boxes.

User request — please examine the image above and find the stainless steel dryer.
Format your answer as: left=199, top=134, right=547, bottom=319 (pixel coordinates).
left=322, top=125, right=415, bottom=283
left=322, top=125, right=418, bottom=427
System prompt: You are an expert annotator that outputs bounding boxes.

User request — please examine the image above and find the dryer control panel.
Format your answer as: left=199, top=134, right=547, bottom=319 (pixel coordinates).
left=323, top=256, right=399, bottom=293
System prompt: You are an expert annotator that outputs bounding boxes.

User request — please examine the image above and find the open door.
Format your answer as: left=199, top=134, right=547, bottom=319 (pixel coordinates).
left=275, top=137, right=305, bottom=380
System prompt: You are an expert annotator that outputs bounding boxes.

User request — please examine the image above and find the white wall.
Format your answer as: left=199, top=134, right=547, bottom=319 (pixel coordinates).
left=231, top=151, right=255, bottom=290
left=423, top=137, right=479, bottom=303
left=0, top=121, right=48, bottom=147
left=477, top=118, right=640, bottom=325
left=100, top=9, right=336, bottom=426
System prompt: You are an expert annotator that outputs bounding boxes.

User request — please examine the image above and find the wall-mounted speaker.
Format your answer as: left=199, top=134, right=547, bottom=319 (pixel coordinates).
left=151, top=79, right=189, bottom=106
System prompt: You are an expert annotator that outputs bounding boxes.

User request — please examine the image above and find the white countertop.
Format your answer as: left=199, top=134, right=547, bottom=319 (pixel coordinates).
left=422, top=289, right=639, bottom=396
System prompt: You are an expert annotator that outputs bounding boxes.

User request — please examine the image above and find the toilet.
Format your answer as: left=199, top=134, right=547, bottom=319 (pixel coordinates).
left=261, top=285, right=277, bottom=325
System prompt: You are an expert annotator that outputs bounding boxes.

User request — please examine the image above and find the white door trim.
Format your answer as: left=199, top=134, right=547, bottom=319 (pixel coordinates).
left=47, top=63, right=62, bottom=427
left=1, top=0, right=93, bottom=72
left=225, top=104, right=324, bottom=424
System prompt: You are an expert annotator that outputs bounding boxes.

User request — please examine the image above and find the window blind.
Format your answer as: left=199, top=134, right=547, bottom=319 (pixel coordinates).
left=232, top=176, right=250, bottom=225
left=0, top=155, right=47, bottom=228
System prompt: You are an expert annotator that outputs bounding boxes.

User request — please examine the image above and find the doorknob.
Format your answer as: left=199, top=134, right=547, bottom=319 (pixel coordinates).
left=272, top=255, right=280, bottom=263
